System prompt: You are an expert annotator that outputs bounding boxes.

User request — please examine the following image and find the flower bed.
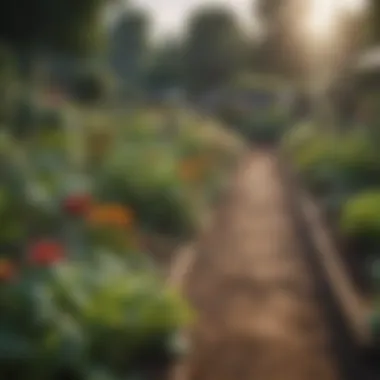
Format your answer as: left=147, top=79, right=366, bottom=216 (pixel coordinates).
left=283, top=123, right=380, bottom=341
left=0, top=101, right=245, bottom=379
left=89, top=107, right=246, bottom=263
left=215, top=75, right=292, bottom=145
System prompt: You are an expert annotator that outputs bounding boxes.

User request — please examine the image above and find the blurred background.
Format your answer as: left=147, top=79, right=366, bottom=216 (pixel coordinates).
left=1, top=0, right=380, bottom=379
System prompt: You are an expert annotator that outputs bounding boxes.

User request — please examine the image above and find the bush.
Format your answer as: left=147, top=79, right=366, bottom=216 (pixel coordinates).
left=0, top=121, right=195, bottom=378
left=0, top=105, right=252, bottom=378
left=291, top=134, right=336, bottom=196
left=334, top=131, right=380, bottom=192
left=0, top=253, right=192, bottom=379
left=71, top=70, right=110, bottom=104
left=282, top=121, right=319, bottom=153
left=38, top=107, right=66, bottom=132
left=242, top=108, right=288, bottom=143
left=340, top=191, right=380, bottom=242
left=97, top=146, right=199, bottom=238
left=94, top=110, right=244, bottom=238
left=290, top=129, right=380, bottom=198
left=10, top=95, right=40, bottom=139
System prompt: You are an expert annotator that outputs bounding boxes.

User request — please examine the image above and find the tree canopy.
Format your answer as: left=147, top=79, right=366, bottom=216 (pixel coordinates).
left=144, top=40, right=183, bottom=92
left=0, top=0, right=110, bottom=55
left=183, top=5, right=248, bottom=95
left=109, top=8, right=149, bottom=91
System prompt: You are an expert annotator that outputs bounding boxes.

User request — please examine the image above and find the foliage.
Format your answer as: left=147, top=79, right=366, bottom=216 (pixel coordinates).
left=288, top=128, right=380, bottom=198
left=0, top=0, right=109, bottom=55
left=144, top=40, right=183, bottom=92
left=109, top=9, right=149, bottom=93
left=0, top=252, right=193, bottom=379
left=97, top=146, right=198, bottom=237
left=0, top=98, right=244, bottom=378
left=0, top=45, right=18, bottom=123
left=71, top=68, right=111, bottom=104
left=287, top=122, right=380, bottom=300
left=240, top=107, right=290, bottom=144
left=183, top=5, right=247, bottom=95
left=80, top=107, right=244, bottom=238
left=340, top=191, right=380, bottom=241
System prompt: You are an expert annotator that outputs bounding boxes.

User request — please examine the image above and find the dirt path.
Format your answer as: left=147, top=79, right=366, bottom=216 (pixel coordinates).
left=180, top=150, right=339, bottom=380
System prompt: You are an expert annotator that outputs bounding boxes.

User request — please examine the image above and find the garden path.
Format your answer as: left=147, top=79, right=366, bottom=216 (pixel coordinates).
left=176, top=149, right=338, bottom=380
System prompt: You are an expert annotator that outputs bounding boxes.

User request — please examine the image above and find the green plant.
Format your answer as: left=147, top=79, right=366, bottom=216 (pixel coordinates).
left=0, top=266, right=87, bottom=380
left=289, top=129, right=380, bottom=199
left=340, top=191, right=380, bottom=241
left=237, top=106, right=289, bottom=144
left=0, top=251, right=193, bottom=379
left=0, top=104, right=203, bottom=379
left=282, top=121, right=318, bottom=153
left=72, top=69, right=110, bottom=104
left=334, top=131, right=380, bottom=192
left=97, top=146, right=198, bottom=238
left=38, top=107, right=66, bottom=132
left=51, top=253, right=193, bottom=374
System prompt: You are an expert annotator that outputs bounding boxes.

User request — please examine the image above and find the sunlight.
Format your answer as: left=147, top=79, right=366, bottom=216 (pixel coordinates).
left=306, top=0, right=368, bottom=41
left=307, top=0, right=339, bottom=39
left=338, top=0, right=368, bottom=13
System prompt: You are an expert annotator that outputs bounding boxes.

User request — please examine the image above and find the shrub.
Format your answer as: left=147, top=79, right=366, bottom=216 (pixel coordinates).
left=10, top=95, right=40, bottom=139
left=38, top=107, right=66, bottom=132
left=0, top=253, right=193, bottom=379
left=292, top=134, right=336, bottom=196
left=96, top=146, right=199, bottom=238
left=237, top=107, right=289, bottom=144
left=71, top=70, right=109, bottom=104
left=290, top=130, right=380, bottom=198
left=334, top=131, right=380, bottom=192
left=282, top=121, right=319, bottom=153
left=340, top=191, right=380, bottom=242
left=0, top=105, right=204, bottom=379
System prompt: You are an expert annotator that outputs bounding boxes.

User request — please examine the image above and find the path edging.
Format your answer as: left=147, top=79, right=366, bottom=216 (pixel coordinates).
left=280, top=157, right=373, bottom=346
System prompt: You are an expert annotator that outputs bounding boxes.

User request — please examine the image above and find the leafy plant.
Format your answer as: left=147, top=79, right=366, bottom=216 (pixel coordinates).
left=340, top=191, right=380, bottom=241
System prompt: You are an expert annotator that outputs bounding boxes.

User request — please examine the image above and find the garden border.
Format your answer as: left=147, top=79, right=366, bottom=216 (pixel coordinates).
left=166, top=207, right=219, bottom=380
left=278, top=153, right=380, bottom=380
left=165, top=162, right=238, bottom=380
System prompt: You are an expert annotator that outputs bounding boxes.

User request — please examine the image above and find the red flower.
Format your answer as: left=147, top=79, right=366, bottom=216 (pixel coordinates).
left=28, top=240, right=64, bottom=266
left=63, top=194, right=92, bottom=217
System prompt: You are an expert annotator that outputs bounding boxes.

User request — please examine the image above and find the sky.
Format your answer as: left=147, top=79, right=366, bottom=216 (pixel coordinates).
left=130, top=0, right=254, bottom=40
left=114, top=0, right=368, bottom=41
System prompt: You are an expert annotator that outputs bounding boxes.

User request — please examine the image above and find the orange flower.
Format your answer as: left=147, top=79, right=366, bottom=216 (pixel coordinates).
left=87, top=204, right=134, bottom=229
left=179, top=157, right=208, bottom=182
left=0, top=259, right=16, bottom=281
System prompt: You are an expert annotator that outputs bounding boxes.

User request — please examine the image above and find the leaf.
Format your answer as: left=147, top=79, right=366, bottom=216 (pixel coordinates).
left=0, top=329, right=33, bottom=361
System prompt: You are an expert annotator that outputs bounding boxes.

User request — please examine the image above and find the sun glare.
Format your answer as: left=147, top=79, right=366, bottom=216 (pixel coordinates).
left=308, top=0, right=338, bottom=38
left=338, top=0, right=368, bottom=13
left=306, top=0, right=368, bottom=40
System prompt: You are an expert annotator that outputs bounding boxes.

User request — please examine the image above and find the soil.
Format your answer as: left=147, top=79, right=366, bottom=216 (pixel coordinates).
left=176, top=150, right=338, bottom=380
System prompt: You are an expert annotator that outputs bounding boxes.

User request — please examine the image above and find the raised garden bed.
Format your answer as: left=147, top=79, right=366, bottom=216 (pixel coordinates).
left=280, top=156, right=375, bottom=352
left=0, top=101, right=250, bottom=380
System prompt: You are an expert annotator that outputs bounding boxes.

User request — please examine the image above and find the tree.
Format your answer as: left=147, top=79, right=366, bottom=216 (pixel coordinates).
left=183, top=5, right=247, bottom=96
left=144, top=40, right=183, bottom=93
left=0, top=0, right=111, bottom=77
left=0, top=0, right=111, bottom=53
left=253, top=0, right=310, bottom=78
left=109, top=8, right=149, bottom=95
left=371, top=0, right=380, bottom=43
